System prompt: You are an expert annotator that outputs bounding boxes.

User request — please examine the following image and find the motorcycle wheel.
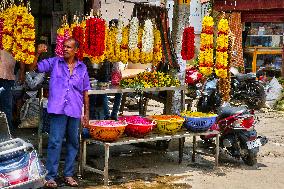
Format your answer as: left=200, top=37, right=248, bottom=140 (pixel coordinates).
left=241, top=149, right=258, bottom=166
left=245, top=82, right=266, bottom=110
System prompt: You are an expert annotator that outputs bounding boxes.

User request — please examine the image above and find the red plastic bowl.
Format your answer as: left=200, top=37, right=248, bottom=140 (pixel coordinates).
left=118, top=116, right=156, bottom=138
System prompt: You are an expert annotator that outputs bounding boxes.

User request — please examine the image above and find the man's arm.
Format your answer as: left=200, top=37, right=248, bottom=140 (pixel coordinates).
left=83, top=91, right=89, bottom=126
left=18, top=62, right=25, bottom=84
left=28, top=44, right=47, bottom=71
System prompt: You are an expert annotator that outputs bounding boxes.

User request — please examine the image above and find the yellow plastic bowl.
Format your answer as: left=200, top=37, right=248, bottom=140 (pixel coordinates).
left=156, top=119, right=184, bottom=134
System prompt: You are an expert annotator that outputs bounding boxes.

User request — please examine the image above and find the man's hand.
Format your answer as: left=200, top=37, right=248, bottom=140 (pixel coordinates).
left=37, top=44, right=48, bottom=55
left=82, top=114, right=89, bottom=127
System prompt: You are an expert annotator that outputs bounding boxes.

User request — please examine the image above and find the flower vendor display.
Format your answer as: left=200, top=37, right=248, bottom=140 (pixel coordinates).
left=198, top=16, right=214, bottom=76
left=71, top=22, right=85, bottom=61
left=55, top=23, right=71, bottom=57
left=215, top=18, right=229, bottom=79
left=120, top=26, right=129, bottom=63
left=128, top=17, right=140, bottom=63
left=11, top=5, right=36, bottom=64
left=105, top=25, right=119, bottom=62
left=120, top=71, right=180, bottom=89
left=152, top=27, right=163, bottom=66
left=140, top=19, right=154, bottom=64
left=181, top=26, right=195, bottom=60
left=84, top=17, right=106, bottom=64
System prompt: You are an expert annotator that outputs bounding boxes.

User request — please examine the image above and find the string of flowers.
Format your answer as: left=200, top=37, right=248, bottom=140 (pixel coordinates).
left=84, top=17, right=106, bottom=64
left=215, top=18, right=229, bottom=79
left=12, top=5, right=36, bottom=64
left=55, top=23, right=71, bottom=57
left=141, top=19, right=154, bottom=64
left=181, top=26, right=195, bottom=60
left=120, top=26, right=129, bottom=64
left=105, top=26, right=119, bottom=62
left=152, top=27, right=163, bottom=66
left=1, top=5, right=17, bottom=52
left=198, top=16, right=214, bottom=76
left=128, top=17, right=140, bottom=63
left=71, top=23, right=85, bottom=61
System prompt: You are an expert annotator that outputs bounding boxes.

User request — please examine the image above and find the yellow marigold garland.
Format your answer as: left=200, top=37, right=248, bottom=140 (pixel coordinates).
left=120, top=26, right=129, bottom=64
left=198, top=16, right=214, bottom=76
left=153, top=28, right=162, bottom=66
left=215, top=18, right=229, bottom=79
left=12, top=5, right=35, bottom=64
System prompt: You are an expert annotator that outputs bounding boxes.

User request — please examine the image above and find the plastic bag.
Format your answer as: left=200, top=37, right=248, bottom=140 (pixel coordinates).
left=25, top=71, right=45, bottom=90
left=19, top=98, right=39, bottom=128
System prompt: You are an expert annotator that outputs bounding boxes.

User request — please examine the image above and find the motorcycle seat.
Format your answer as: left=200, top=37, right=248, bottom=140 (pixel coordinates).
left=235, top=73, right=255, bottom=81
left=218, top=105, right=248, bottom=119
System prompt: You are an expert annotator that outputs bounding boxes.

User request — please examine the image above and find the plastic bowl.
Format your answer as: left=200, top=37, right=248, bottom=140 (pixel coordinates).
left=183, top=115, right=217, bottom=132
left=118, top=116, right=156, bottom=138
left=149, top=115, right=185, bottom=135
left=88, top=120, right=127, bottom=142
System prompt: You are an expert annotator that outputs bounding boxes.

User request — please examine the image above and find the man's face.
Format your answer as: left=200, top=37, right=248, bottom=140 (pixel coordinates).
left=63, top=40, right=78, bottom=59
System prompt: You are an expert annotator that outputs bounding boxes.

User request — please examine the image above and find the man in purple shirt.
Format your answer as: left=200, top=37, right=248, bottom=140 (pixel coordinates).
left=30, top=38, right=90, bottom=188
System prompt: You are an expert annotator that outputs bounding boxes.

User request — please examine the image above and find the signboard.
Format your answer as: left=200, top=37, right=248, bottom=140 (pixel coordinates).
left=179, top=0, right=190, bottom=5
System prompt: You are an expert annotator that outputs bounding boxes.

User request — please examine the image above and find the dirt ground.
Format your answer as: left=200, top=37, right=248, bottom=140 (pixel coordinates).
left=15, top=101, right=284, bottom=189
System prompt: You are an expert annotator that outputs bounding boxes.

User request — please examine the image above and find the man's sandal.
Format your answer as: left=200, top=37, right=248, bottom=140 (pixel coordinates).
left=44, top=180, right=58, bottom=188
left=64, top=177, right=79, bottom=187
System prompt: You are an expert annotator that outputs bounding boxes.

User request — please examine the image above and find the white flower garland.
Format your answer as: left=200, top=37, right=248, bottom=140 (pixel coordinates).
left=128, top=17, right=139, bottom=50
left=142, top=19, right=154, bottom=53
left=116, top=18, right=123, bottom=44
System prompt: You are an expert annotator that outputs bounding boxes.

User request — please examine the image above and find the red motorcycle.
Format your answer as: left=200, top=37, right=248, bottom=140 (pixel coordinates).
left=202, top=104, right=268, bottom=166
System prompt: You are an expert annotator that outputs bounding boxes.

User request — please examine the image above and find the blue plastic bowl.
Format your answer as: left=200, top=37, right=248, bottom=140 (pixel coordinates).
left=183, top=116, right=217, bottom=132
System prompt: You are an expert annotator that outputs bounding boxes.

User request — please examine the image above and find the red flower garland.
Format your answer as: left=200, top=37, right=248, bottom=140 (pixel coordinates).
left=84, top=18, right=106, bottom=58
left=72, top=25, right=84, bottom=61
left=181, top=27, right=195, bottom=60
left=0, top=18, right=3, bottom=50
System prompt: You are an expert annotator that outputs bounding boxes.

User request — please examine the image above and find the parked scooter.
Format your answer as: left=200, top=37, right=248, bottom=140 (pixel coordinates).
left=0, top=112, right=46, bottom=189
left=197, top=68, right=266, bottom=112
left=201, top=103, right=268, bottom=166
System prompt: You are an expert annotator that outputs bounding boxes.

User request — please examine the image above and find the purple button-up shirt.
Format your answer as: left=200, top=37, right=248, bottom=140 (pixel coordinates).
left=38, top=57, right=91, bottom=118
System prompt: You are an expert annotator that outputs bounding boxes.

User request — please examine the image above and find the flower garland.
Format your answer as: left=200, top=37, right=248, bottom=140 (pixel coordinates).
left=55, top=23, right=71, bottom=57
left=1, top=5, right=17, bottom=52
left=215, top=18, right=229, bottom=79
left=105, top=26, right=119, bottom=62
left=71, top=23, right=84, bottom=61
left=120, top=26, right=129, bottom=64
left=141, top=19, right=154, bottom=64
left=152, top=28, right=163, bottom=66
left=12, top=5, right=36, bottom=64
left=181, top=26, right=195, bottom=60
left=128, top=17, right=140, bottom=63
left=84, top=17, right=106, bottom=64
left=116, top=19, right=123, bottom=44
left=198, top=16, right=214, bottom=76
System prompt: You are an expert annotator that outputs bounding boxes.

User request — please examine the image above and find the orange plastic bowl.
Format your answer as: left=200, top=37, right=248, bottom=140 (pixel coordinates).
left=88, top=120, right=127, bottom=142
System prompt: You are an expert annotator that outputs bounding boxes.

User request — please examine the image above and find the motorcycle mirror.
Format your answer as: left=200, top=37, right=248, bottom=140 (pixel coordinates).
left=230, top=67, right=239, bottom=75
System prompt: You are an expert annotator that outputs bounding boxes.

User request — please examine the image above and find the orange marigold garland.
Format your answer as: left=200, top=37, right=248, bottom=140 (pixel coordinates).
left=199, top=16, right=214, bottom=76
left=152, top=27, right=163, bottom=66
left=120, top=26, right=129, bottom=64
left=215, top=18, right=229, bottom=79
left=181, top=26, right=195, bottom=60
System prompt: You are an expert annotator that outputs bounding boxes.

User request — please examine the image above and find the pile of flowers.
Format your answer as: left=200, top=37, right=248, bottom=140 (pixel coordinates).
left=120, top=71, right=180, bottom=88
left=84, top=17, right=106, bottom=64
left=55, top=23, right=71, bottom=57
left=198, top=16, right=214, bottom=76
left=181, top=26, right=195, bottom=60
left=153, top=28, right=163, bottom=66
left=215, top=18, right=229, bottom=78
left=140, top=19, right=154, bottom=64
left=118, top=115, right=153, bottom=125
left=180, top=111, right=217, bottom=118
left=149, top=115, right=184, bottom=121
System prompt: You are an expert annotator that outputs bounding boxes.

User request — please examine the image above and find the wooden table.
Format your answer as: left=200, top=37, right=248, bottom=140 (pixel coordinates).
left=79, top=129, right=220, bottom=186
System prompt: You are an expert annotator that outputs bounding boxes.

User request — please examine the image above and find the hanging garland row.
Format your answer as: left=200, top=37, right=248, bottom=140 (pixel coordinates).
left=0, top=5, right=36, bottom=64
left=181, top=26, right=195, bottom=61
left=198, top=16, right=214, bottom=76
